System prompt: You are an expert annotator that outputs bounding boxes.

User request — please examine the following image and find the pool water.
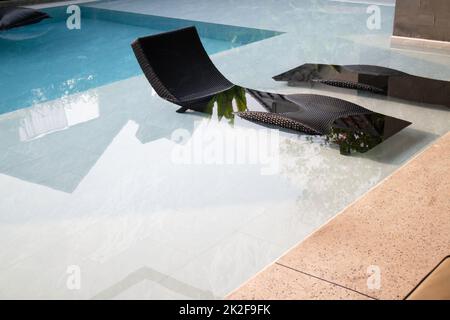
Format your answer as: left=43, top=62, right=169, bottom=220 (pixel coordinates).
left=0, top=6, right=282, bottom=115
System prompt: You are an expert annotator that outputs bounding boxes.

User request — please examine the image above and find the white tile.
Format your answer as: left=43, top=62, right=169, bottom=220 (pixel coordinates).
left=0, top=220, right=194, bottom=299
left=160, top=232, right=284, bottom=299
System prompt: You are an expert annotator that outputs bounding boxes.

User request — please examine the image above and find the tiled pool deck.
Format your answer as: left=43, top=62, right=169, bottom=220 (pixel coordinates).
left=0, top=0, right=449, bottom=299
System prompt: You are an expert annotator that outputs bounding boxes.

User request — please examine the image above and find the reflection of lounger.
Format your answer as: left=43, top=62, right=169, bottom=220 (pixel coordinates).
left=131, top=27, right=411, bottom=154
left=0, top=25, right=52, bottom=41
left=0, top=7, right=50, bottom=30
left=406, top=256, right=450, bottom=300
left=273, top=63, right=450, bottom=108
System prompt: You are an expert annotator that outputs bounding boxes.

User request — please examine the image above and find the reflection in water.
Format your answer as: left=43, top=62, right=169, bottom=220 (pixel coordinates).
left=0, top=77, right=206, bottom=194
left=19, top=92, right=99, bottom=141
left=202, top=87, right=412, bottom=155
left=19, top=105, right=68, bottom=142
left=328, top=113, right=389, bottom=155
left=327, top=125, right=383, bottom=155
left=273, top=63, right=450, bottom=108
left=0, top=24, right=53, bottom=41
left=0, top=89, right=112, bottom=193
left=278, top=134, right=384, bottom=228
left=0, top=83, right=411, bottom=196
left=28, top=75, right=97, bottom=108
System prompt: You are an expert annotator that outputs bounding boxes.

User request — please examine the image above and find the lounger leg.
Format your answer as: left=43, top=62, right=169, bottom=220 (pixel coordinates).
left=176, top=107, right=189, bottom=113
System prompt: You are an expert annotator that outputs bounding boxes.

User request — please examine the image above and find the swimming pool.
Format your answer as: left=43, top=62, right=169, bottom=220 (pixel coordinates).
left=0, top=5, right=282, bottom=115
left=2, top=0, right=450, bottom=301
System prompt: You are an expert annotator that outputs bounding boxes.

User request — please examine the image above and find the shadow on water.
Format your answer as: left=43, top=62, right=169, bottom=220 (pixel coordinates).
left=0, top=83, right=253, bottom=193
left=92, top=266, right=217, bottom=300
left=0, top=84, right=202, bottom=193
left=0, top=84, right=432, bottom=194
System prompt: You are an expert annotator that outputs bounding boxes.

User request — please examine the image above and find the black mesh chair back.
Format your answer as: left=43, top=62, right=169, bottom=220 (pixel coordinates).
left=132, top=26, right=234, bottom=110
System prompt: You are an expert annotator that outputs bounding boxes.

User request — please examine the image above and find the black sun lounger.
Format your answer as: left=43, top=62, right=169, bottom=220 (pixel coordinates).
left=131, top=26, right=234, bottom=114
left=273, top=63, right=450, bottom=108
left=131, top=27, right=411, bottom=154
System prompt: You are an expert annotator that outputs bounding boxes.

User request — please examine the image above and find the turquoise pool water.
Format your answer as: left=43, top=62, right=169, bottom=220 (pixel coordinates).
left=0, top=6, right=282, bottom=115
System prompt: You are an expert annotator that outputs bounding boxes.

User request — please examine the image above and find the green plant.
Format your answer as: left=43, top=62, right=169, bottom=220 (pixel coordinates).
left=205, top=86, right=248, bottom=124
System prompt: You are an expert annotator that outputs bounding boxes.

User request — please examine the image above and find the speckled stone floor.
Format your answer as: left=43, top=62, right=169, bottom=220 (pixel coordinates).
left=228, top=132, right=450, bottom=300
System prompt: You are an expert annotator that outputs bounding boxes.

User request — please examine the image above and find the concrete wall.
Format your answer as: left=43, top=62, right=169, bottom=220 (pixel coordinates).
left=394, top=0, right=450, bottom=42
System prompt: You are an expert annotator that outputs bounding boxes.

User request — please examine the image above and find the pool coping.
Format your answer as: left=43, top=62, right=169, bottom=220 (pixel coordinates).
left=0, top=0, right=59, bottom=7
left=227, top=131, right=450, bottom=300
left=0, top=0, right=95, bottom=8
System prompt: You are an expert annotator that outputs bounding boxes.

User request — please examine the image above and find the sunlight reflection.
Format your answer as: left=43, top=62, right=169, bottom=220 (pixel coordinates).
left=19, top=91, right=100, bottom=141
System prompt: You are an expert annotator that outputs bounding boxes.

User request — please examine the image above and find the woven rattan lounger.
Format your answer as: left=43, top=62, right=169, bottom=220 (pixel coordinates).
left=131, top=26, right=411, bottom=154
